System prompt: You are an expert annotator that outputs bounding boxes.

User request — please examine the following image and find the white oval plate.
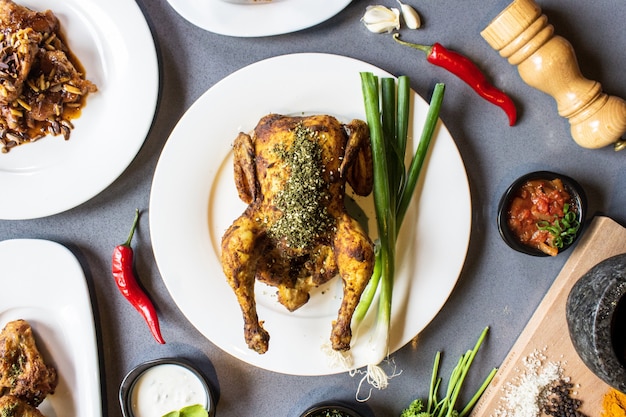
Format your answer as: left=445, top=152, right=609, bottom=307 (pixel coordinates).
left=0, top=0, right=158, bottom=220
left=0, top=239, right=100, bottom=417
left=165, top=0, right=352, bottom=37
left=150, top=53, right=471, bottom=376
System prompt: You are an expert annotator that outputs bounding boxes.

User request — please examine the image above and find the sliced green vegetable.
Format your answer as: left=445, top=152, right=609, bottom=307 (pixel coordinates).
left=161, top=404, right=208, bottom=417
left=536, top=203, right=581, bottom=249
left=181, top=404, right=209, bottom=417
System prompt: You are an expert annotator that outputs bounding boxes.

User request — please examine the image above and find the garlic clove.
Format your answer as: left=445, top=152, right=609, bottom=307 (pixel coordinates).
left=396, top=0, right=421, bottom=29
left=361, top=5, right=401, bottom=33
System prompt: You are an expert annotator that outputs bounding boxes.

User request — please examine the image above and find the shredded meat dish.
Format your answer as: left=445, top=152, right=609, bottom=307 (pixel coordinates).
left=0, top=320, right=57, bottom=409
left=0, top=0, right=97, bottom=153
left=221, top=114, right=375, bottom=354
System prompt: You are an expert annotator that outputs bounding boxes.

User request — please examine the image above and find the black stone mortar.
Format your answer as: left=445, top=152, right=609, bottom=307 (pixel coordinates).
left=566, top=253, right=626, bottom=393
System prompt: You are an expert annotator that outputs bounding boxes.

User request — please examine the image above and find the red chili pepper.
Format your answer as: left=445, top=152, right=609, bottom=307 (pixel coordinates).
left=393, top=34, right=517, bottom=126
left=112, top=209, right=165, bottom=344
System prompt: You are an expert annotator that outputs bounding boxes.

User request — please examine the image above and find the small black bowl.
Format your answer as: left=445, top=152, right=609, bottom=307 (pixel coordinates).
left=497, top=171, right=587, bottom=257
left=300, top=402, right=364, bottom=417
left=119, top=358, right=215, bottom=417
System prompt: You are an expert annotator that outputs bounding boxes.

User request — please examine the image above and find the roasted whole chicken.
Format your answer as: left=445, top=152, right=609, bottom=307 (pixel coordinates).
left=221, top=114, right=375, bottom=354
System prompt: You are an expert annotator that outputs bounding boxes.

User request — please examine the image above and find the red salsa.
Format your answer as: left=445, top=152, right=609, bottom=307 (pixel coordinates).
left=507, top=178, right=577, bottom=256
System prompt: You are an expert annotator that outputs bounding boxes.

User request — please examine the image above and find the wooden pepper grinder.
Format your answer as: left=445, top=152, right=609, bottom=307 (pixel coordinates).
left=481, top=0, right=626, bottom=150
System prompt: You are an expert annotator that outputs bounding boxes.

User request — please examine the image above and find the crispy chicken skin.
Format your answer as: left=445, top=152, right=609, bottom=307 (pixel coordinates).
left=0, top=320, right=57, bottom=407
left=221, top=114, right=375, bottom=354
left=0, top=395, right=46, bottom=417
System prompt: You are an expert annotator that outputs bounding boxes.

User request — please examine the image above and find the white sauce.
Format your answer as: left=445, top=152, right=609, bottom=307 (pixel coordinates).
left=131, top=363, right=208, bottom=417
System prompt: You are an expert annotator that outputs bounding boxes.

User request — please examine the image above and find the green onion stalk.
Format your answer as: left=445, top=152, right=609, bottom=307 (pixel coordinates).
left=356, top=73, right=397, bottom=387
left=400, top=327, right=498, bottom=417
left=352, top=72, right=445, bottom=391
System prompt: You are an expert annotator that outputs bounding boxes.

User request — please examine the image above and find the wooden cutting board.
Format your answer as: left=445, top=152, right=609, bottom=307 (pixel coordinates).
left=471, top=215, right=625, bottom=417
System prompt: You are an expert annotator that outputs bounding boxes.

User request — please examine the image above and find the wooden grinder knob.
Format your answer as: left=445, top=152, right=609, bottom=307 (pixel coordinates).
left=481, top=0, right=626, bottom=149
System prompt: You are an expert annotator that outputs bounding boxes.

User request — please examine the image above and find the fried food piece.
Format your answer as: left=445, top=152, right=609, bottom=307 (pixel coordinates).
left=221, top=114, right=375, bottom=354
left=0, top=0, right=97, bottom=152
left=0, top=0, right=57, bottom=104
left=0, top=320, right=57, bottom=407
left=0, top=395, right=46, bottom=417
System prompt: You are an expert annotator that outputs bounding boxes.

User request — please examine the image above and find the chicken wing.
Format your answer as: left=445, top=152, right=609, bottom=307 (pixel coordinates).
left=0, top=320, right=57, bottom=407
left=0, top=395, right=46, bottom=417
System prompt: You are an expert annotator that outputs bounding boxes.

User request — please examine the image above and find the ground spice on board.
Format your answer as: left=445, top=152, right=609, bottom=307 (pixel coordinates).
left=601, top=388, right=626, bottom=417
left=493, top=348, right=589, bottom=417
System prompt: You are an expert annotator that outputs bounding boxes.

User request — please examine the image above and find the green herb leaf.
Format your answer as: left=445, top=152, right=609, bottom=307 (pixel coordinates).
left=161, top=404, right=208, bottom=417
left=536, top=203, right=581, bottom=250
left=399, top=399, right=425, bottom=417
left=180, top=404, right=208, bottom=417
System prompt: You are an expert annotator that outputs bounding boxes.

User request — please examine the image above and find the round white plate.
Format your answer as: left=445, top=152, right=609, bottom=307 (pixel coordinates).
left=0, top=239, right=101, bottom=417
left=0, top=0, right=158, bottom=220
left=165, top=0, right=352, bottom=37
left=150, top=53, right=471, bottom=376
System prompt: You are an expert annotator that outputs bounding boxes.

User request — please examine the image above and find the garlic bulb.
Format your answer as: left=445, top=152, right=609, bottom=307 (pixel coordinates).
left=361, top=5, right=400, bottom=33
left=397, top=0, right=421, bottom=29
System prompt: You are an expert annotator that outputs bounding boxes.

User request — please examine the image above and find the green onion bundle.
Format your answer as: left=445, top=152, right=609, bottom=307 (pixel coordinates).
left=400, top=327, right=498, bottom=417
left=352, top=73, right=445, bottom=389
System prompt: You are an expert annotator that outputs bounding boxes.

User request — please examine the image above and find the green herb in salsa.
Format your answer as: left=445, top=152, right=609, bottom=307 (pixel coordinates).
left=536, top=203, right=581, bottom=249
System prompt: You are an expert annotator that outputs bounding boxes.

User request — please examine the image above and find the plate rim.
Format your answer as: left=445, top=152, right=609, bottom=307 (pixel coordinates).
left=0, top=238, right=101, bottom=417
left=165, top=0, right=352, bottom=37
left=149, top=52, right=472, bottom=375
left=0, top=0, right=159, bottom=220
